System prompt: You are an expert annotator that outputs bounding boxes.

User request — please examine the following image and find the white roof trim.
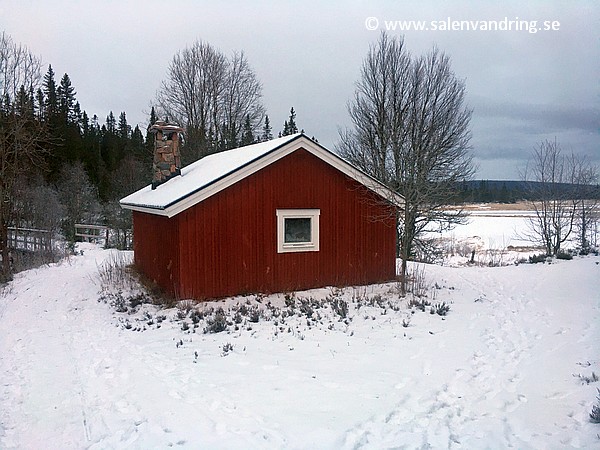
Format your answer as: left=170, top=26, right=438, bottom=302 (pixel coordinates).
left=120, top=134, right=403, bottom=218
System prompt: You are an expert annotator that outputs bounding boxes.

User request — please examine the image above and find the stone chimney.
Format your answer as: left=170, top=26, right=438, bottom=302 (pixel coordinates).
left=150, top=121, right=184, bottom=189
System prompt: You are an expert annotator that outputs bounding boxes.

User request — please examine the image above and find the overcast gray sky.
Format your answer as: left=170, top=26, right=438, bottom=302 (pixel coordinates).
left=3, top=0, right=598, bottom=179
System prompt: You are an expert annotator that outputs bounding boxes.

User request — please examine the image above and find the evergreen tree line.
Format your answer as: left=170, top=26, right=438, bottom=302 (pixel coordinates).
left=34, top=63, right=301, bottom=204
left=451, top=180, right=600, bottom=204
left=4, top=64, right=155, bottom=252
left=3, top=40, right=302, bottom=258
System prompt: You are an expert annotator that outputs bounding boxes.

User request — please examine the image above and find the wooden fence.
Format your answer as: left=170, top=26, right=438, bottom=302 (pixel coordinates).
left=74, top=224, right=109, bottom=245
left=7, top=227, right=53, bottom=253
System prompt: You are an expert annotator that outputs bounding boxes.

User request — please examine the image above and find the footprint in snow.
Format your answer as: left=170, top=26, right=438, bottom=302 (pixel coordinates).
left=422, top=360, right=432, bottom=376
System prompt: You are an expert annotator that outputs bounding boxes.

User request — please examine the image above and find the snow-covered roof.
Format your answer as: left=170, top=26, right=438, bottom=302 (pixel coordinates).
left=120, top=133, right=403, bottom=218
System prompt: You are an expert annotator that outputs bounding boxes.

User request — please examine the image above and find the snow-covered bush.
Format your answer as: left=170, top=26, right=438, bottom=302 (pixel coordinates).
left=248, top=305, right=261, bottom=323
left=408, top=297, right=431, bottom=312
left=97, top=251, right=173, bottom=312
left=221, top=342, right=234, bottom=357
left=431, top=302, right=451, bottom=316
left=331, top=297, right=349, bottom=319
left=177, top=299, right=196, bottom=314
left=575, top=372, right=599, bottom=385
left=529, top=253, right=547, bottom=264
left=97, top=251, right=134, bottom=291
left=590, top=389, right=600, bottom=423
left=204, top=307, right=229, bottom=334
left=556, top=250, right=573, bottom=260
left=406, top=264, right=429, bottom=298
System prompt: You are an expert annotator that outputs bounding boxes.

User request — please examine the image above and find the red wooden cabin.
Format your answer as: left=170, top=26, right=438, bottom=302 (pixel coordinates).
left=120, top=133, right=402, bottom=300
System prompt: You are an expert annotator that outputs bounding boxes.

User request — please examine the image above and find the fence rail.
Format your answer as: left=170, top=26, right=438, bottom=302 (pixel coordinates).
left=75, top=224, right=109, bottom=245
left=7, top=227, right=53, bottom=253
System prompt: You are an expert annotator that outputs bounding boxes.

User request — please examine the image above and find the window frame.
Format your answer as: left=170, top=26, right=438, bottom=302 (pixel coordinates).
left=276, top=209, right=320, bottom=253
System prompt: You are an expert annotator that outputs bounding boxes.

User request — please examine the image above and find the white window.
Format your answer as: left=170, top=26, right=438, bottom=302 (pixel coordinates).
left=276, top=209, right=320, bottom=253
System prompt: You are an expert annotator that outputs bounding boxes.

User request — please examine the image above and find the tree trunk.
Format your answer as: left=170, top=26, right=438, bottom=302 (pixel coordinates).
left=0, top=221, right=10, bottom=280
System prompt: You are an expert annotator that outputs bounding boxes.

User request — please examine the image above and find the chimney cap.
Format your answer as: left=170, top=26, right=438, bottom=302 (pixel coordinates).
left=149, top=121, right=184, bottom=134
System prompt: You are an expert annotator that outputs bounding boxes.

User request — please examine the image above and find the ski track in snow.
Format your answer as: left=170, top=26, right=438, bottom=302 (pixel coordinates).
left=1, top=245, right=599, bottom=449
left=340, top=264, right=599, bottom=449
left=0, top=248, right=291, bottom=449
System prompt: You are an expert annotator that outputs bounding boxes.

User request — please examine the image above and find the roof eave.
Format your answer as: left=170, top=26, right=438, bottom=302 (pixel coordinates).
left=120, top=133, right=404, bottom=216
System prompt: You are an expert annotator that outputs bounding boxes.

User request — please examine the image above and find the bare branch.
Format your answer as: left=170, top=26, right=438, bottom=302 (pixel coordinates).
left=155, top=40, right=265, bottom=160
left=337, top=32, right=474, bottom=291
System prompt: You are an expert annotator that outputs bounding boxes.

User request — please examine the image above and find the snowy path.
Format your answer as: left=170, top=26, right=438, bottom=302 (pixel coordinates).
left=1, top=246, right=599, bottom=449
left=0, top=248, right=294, bottom=448
left=341, top=262, right=600, bottom=449
left=0, top=249, right=193, bottom=448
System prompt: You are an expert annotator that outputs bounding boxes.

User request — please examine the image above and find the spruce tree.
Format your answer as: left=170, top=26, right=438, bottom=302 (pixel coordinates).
left=287, top=107, right=298, bottom=134
left=105, top=111, right=116, bottom=134
left=131, top=125, right=147, bottom=161
left=81, top=110, right=90, bottom=136
left=262, top=114, right=273, bottom=141
left=57, top=73, right=76, bottom=124
left=145, top=107, right=158, bottom=156
left=73, top=102, right=82, bottom=128
left=118, top=112, right=130, bottom=139
left=43, top=65, right=58, bottom=119
left=281, top=107, right=298, bottom=136
left=240, top=115, right=255, bottom=146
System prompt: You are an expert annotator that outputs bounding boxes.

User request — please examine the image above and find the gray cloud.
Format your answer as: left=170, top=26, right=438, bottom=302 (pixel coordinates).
left=2, top=0, right=598, bottom=180
left=474, top=99, right=599, bottom=134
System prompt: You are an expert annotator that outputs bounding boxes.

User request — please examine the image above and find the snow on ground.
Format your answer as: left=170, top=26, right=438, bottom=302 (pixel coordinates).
left=448, top=209, right=536, bottom=248
left=429, top=207, right=581, bottom=267
left=1, top=232, right=599, bottom=448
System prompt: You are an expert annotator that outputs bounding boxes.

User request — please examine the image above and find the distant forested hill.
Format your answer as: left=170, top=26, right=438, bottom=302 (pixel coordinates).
left=452, top=180, right=600, bottom=204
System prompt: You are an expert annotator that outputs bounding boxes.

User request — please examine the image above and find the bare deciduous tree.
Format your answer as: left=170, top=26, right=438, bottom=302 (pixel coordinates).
left=574, top=162, right=599, bottom=252
left=156, top=40, right=265, bottom=160
left=13, top=176, right=63, bottom=234
left=220, top=51, right=265, bottom=149
left=56, top=161, right=101, bottom=243
left=0, top=32, right=47, bottom=280
left=337, top=32, right=473, bottom=292
left=521, top=139, right=598, bottom=255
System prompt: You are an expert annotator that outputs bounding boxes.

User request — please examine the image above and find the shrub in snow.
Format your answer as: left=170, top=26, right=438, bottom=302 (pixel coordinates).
left=101, top=290, right=128, bottom=313
left=177, top=299, right=196, bottom=314
left=486, top=246, right=507, bottom=267
left=221, top=342, right=234, bottom=356
left=120, top=318, right=132, bottom=330
left=591, top=389, right=600, bottom=423
left=431, top=302, right=451, bottom=316
left=190, top=309, right=202, bottom=324
left=204, top=307, right=229, bottom=334
left=284, top=293, right=296, bottom=309
left=575, top=372, right=599, bottom=385
left=529, top=253, right=547, bottom=264
left=368, top=294, right=386, bottom=308
left=331, top=298, right=349, bottom=319
left=97, top=252, right=134, bottom=290
left=128, top=292, right=150, bottom=309
left=556, top=250, right=573, bottom=260
left=298, top=297, right=315, bottom=318
left=408, top=297, right=431, bottom=312
left=406, top=265, right=429, bottom=298
left=248, top=305, right=261, bottom=323
left=233, top=311, right=243, bottom=324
